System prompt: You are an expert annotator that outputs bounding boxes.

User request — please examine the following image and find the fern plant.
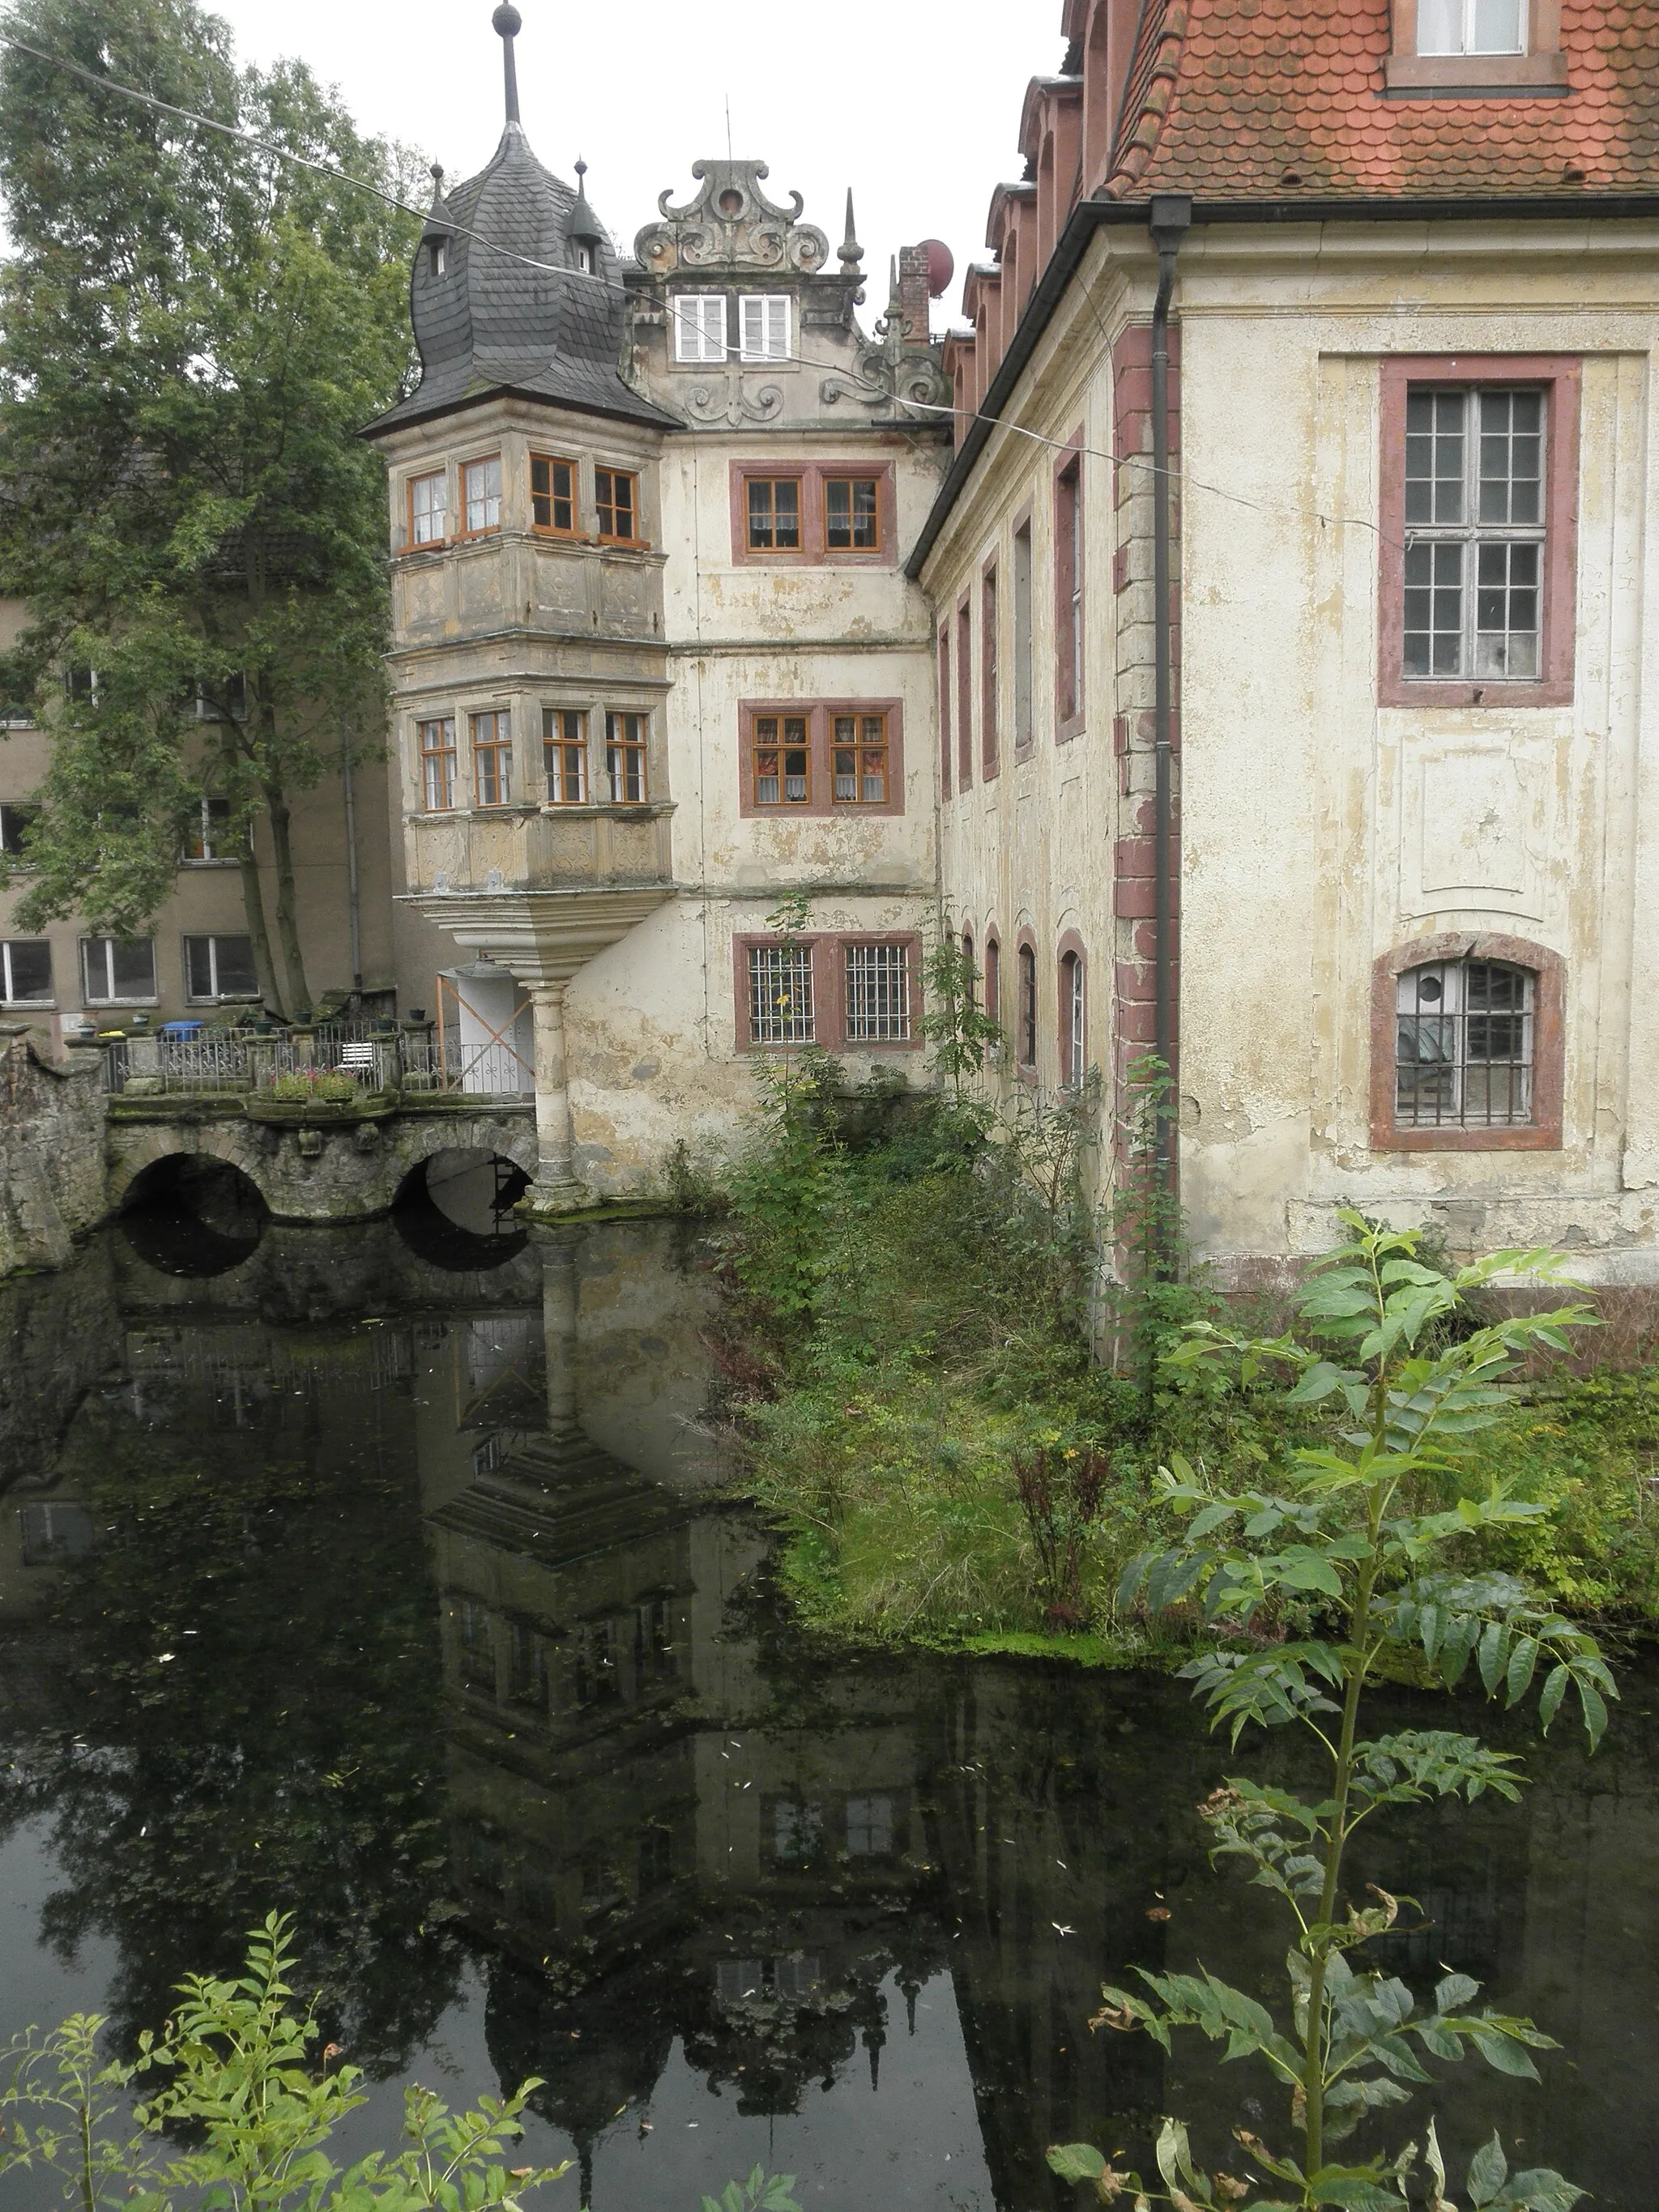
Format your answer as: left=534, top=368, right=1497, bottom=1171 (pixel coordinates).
left=1049, top=1213, right=1610, bottom=2212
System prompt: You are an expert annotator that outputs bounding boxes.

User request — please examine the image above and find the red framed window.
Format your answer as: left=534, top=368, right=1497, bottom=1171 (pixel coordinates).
left=739, top=701, right=903, bottom=818
left=1017, top=943, right=1038, bottom=1070
left=729, top=462, right=896, bottom=565
left=831, top=714, right=888, bottom=806
left=1371, top=932, right=1563, bottom=1153
left=937, top=625, right=953, bottom=800
left=957, top=600, right=973, bottom=790
left=753, top=714, right=810, bottom=806
left=824, top=475, right=881, bottom=552
left=747, top=477, right=803, bottom=552
left=735, top=932, right=922, bottom=1051
left=981, top=565, right=999, bottom=775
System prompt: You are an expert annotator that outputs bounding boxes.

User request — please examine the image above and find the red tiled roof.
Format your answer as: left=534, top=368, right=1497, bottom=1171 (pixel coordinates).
left=1107, top=0, right=1659, bottom=200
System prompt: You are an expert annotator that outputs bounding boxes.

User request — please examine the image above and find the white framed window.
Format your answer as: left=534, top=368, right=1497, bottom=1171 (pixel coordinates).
left=740, top=294, right=790, bottom=364
left=1396, top=957, right=1534, bottom=1128
left=672, top=292, right=728, bottom=363
left=845, top=1795, right=893, bottom=1856
left=1, top=940, right=53, bottom=1004
left=844, top=942, right=911, bottom=1042
left=183, top=796, right=241, bottom=863
left=409, top=469, right=448, bottom=547
left=1404, top=387, right=1545, bottom=680
left=1418, top=0, right=1525, bottom=52
left=462, top=455, right=502, bottom=535
left=748, top=943, right=814, bottom=1046
left=80, top=936, right=157, bottom=1005
left=184, top=933, right=258, bottom=1003
left=1060, top=948, right=1085, bottom=1088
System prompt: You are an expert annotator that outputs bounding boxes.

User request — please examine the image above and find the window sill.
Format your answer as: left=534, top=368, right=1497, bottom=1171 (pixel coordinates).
left=1056, top=713, right=1086, bottom=745
left=84, top=1000, right=160, bottom=1011
left=1382, top=50, right=1568, bottom=94
left=1373, top=1123, right=1561, bottom=1153
left=1381, top=676, right=1572, bottom=710
left=1, top=1001, right=53, bottom=1012
left=597, top=535, right=654, bottom=553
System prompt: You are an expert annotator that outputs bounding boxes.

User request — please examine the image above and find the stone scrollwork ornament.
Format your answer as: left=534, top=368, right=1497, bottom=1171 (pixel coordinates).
left=634, top=160, right=830, bottom=275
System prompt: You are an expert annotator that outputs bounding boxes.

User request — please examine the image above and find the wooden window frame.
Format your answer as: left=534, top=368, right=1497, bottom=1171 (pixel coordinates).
left=1379, top=356, right=1579, bottom=708
left=822, top=473, right=883, bottom=556
left=605, top=710, right=649, bottom=803
left=595, top=466, right=646, bottom=548
left=1369, top=931, right=1563, bottom=1152
left=418, top=716, right=458, bottom=812
left=828, top=710, right=891, bottom=810
left=744, top=475, right=806, bottom=556
left=981, top=560, right=1000, bottom=778
left=1384, top=0, right=1567, bottom=92
left=530, top=452, right=579, bottom=538
left=737, top=700, right=905, bottom=820
left=750, top=711, right=812, bottom=810
left=1054, top=433, right=1085, bottom=742
left=731, top=931, right=924, bottom=1052
left=542, top=707, right=588, bottom=804
left=458, top=454, right=503, bottom=541
left=407, top=467, right=449, bottom=551
left=728, top=462, right=896, bottom=567
left=470, top=710, right=514, bottom=808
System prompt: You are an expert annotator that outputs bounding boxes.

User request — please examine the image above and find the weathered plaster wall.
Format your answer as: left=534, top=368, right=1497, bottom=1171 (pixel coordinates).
left=0, top=1031, right=107, bottom=1276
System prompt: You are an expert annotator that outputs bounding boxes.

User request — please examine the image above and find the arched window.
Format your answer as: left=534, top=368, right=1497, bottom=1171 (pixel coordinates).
left=1059, top=948, right=1085, bottom=1088
left=1017, top=943, right=1038, bottom=1070
left=1395, top=956, right=1534, bottom=1129
left=984, top=936, right=1000, bottom=1029
left=961, top=927, right=975, bottom=1008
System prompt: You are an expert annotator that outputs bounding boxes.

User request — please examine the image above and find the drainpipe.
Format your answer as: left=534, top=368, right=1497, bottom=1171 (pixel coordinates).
left=1149, top=192, right=1191, bottom=1272
left=340, top=724, right=363, bottom=991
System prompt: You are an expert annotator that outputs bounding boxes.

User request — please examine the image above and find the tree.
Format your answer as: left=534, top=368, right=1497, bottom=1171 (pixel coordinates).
left=0, top=0, right=421, bottom=1018
left=1050, top=1214, right=1610, bottom=2211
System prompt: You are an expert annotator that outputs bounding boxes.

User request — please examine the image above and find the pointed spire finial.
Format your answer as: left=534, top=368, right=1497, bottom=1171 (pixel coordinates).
left=492, top=3, right=522, bottom=125
left=838, top=188, right=862, bottom=269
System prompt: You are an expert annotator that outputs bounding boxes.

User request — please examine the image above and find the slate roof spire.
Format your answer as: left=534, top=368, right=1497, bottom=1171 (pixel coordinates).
left=365, top=5, right=676, bottom=437
left=493, top=2, right=522, bottom=126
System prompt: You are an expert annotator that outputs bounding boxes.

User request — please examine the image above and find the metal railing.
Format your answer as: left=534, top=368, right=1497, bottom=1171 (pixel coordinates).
left=101, top=1018, right=530, bottom=1102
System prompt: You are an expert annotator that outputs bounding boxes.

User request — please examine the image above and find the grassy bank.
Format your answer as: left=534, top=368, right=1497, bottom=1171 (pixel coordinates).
left=712, top=1059, right=1659, bottom=1658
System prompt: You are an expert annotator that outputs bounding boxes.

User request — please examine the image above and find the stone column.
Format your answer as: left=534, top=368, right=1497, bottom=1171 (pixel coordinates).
left=527, top=982, right=589, bottom=1213
left=539, top=1230, right=582, bottom=1443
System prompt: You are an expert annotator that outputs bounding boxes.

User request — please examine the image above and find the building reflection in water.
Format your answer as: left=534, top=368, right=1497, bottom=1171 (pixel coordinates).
left=2, top=1215, right=1658, bottom=2212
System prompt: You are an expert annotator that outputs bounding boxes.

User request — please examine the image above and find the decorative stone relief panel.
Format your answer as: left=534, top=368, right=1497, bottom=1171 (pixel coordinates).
left=1396, top=735, right=1553, bottom=923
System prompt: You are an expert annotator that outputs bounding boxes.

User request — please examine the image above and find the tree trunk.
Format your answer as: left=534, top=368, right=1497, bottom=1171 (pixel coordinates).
left=262, top=777, right=312, bottom=1021
left=238, top=845, right=284, bottom=1020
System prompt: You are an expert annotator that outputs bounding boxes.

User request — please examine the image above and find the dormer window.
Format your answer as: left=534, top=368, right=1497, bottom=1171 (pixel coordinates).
left=673, top=294, right=728, bottom=363
left=740, top=295, right=790, bottom=364
left=574, top=243, right=594, bottom=274
left=431, top=239, right=449, bottom=278
left=1418, top=0, right=1523, bottom=50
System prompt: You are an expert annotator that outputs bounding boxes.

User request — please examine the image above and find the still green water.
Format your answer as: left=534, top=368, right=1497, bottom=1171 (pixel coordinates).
left=1, top=1191, right=1655, bottom=2209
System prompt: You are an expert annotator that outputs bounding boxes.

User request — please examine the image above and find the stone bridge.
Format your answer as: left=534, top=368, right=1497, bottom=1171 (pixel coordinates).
left=106, top=1093, right=539, bottom=1222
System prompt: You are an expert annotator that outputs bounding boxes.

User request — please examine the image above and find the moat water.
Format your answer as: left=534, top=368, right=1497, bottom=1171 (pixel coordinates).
left=2, top=1184, right=1657, bottom=2210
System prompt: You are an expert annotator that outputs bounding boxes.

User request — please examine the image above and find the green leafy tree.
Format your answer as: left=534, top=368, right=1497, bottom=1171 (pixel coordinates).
left=0, top=0, right=421, bottom=1017
left=1050, top=1213, right=1610, bottom=2212
left=921, top=920, right=1003, bottom=1097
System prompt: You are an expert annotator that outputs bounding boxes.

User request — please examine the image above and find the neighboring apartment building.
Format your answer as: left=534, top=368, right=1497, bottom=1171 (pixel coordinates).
left=915, top=0, right=1659, bottom=1285
left=0, top=598, right=421, bottom=1031
left=363, top=6, right=952, bottom=1208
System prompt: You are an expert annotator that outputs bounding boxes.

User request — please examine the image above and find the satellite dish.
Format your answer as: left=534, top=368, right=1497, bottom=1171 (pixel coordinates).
left=919, top=239, right=954, bottom=298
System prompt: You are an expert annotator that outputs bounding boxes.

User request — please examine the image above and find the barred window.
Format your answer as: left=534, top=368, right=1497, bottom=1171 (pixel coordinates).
left=844, top=942, right=911, bottom=1042
left=831, top=713, right=887, bottom=805
left=1396, top=957, right=1534, bottom=1128
left=748, top=943, right=814, bottom=1046
left=1404, top=388, right=1544, bottom=680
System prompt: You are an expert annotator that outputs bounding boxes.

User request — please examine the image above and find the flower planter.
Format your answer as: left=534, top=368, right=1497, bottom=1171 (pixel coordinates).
left=242, top=1094, right=395, bottom=1128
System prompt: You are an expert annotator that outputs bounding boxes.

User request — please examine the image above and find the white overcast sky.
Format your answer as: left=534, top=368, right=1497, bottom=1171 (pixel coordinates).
left=203, top=0, right=1062, bottom=326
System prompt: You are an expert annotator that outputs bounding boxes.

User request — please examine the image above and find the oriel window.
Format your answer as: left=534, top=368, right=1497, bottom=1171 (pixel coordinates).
left=531, top=454, right=576, bottom=534
left=825, top=475, right=879, bottom=552
left=543, top=708, right=587, bottom=803
left=1403, top=387, right=1545, bottom=680
left=409, top=469, right=448, bottom=547
left=831, top=713, right=887, bottom=805
left=595, top=467, right=638, bottom=543
left=420, top=717, right=457, bottom=811
left=753, top=714, right=809, bottom=807
left=606, top=711, right=647, bottom=803
left=747, top=478, right=802, bottom=552
left=471, top=710, right=513, bottom=807
left=462, top=456, right=502, bottom=535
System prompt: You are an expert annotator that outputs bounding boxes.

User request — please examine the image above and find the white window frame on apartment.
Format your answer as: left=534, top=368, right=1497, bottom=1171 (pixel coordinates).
left=739, top=294, right=791, bottom=364
left=80, top=936, right=158, bottom=1006
left=0, top=939, right=53, bottom=1006
left=183, top=932, right=259, bottom=1004
left=672, top=292, right=729, bottom=363
left=1418, top=0, right=1526, bottom=52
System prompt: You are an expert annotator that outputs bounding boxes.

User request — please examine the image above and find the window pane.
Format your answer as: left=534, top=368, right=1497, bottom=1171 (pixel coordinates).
left=825, top=478, right=879, bottom=551
left=1405, top=390, right=1465, bottom=524
left=1470, top=0, right=1523, bottom=50
left=185, top=936, right=215, bottom=999
left=832, top=746, right=855, bottom=802
left=1478, top=390, right=1543, bottom=525
left=1418, top=0, right=1462, bottom=48
left=464, top=457, right=501, bottom=534
left=111, top=939, right=156, bottom=997
left=2, top=940, right=52, bottom=1002
left=1396, top=957, right=1533, bottom=1127
left=411, top=472, right=447, bottom=544
left=1473, top=541, right=1540, bottom=676
left=215, top=936, right=258, bottom=996
left=1404, top=540, right=1465, bottom=676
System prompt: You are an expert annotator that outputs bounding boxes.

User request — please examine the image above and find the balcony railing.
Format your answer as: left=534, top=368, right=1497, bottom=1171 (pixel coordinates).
left=100, top=1019, right=528, bottom=1102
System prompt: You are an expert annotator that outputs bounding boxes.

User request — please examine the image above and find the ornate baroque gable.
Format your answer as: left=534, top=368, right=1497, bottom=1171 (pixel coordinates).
left=633, top=160, right=830, bottom=276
